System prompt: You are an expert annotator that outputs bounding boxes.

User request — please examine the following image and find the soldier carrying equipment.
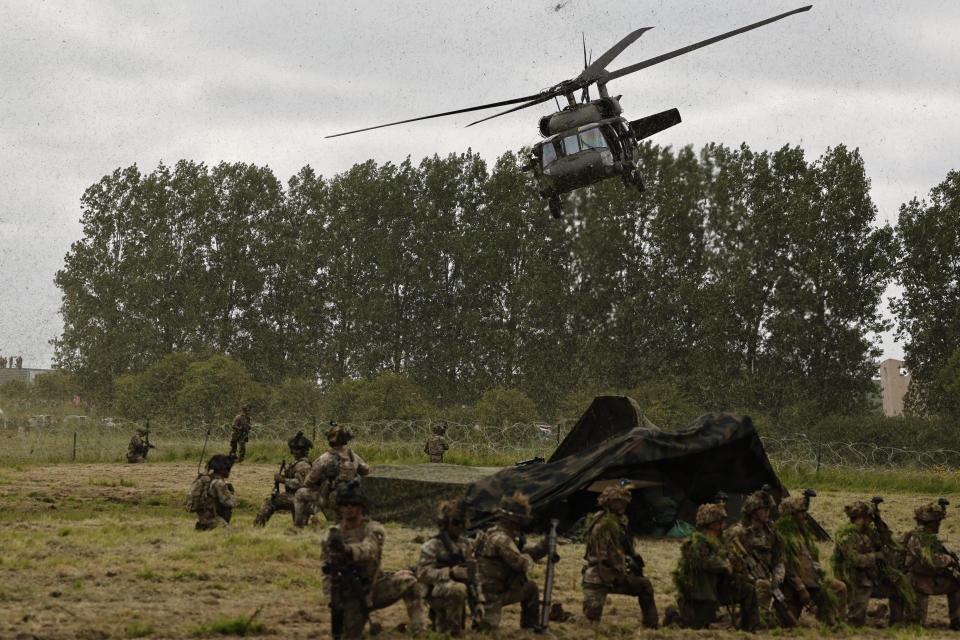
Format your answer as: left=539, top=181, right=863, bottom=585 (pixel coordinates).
left=324, top=526, right=372, bottom=640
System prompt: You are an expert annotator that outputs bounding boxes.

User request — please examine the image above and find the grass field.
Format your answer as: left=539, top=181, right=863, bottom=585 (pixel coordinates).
left=2, top=461, right=960, bottom=639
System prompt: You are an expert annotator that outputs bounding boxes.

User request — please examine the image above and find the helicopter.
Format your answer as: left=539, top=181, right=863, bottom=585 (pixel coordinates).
left=327, top=5, right=812, bottom=218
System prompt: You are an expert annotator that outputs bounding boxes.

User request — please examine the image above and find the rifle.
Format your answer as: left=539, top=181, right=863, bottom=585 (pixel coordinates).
left=539, top=518, right=559, bottom=629
left=729, top=535, right=797, bottom=627
left=272, top=460, right=287, bottom=498
left=871, top=496, right=893, bottom=546
left=438, top=530, right=485, bottom=628
left=515, top=457, right=545, bottom=467
left=197, top=423, right=212, bottom=474
left=143, top=420, right=156, bottom=451
left=323, top=527, right=372, bottom=640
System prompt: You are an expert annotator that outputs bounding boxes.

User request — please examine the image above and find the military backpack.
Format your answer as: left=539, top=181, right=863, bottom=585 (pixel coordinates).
left=185, top=472, right=212, bottom=513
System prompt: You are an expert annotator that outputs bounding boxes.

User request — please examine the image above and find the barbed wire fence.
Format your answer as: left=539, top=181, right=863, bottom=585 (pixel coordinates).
left=3, top=417, right=960, bottom=472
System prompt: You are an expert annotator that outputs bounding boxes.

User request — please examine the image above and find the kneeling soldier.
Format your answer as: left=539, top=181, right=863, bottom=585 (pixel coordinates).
left=776, top=494, right=846, bottom=624
left=475, top=492, right=550, bottom=632
left=581, top=483, right=658, bottom=627
left=901, top=500, right=960, bottom=629
left=321, top=479, right=425, bottom=639
left=669, top=502, right=759, bottom=631
left=253, top=431, right=313, bottom=527
left=126, top=427, right=153, bottom=463
left=190, top=454, right=236, bottom=531
left=417, top=500, right=485, bottom=635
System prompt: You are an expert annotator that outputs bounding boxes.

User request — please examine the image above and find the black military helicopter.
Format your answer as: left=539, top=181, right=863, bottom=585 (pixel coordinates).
left=328, top=6, right=811, bottom=218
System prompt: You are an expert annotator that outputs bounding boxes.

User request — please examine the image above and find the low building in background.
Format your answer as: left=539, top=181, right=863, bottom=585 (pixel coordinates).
left=879, top=358, right=911, bottom=417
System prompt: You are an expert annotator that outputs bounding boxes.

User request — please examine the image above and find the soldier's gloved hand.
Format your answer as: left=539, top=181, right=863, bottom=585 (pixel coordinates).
left=329, top=535, right=347, bottom=555
left=273, top=472, right=282, bottom=483
left=226, top=483, right=235, bottom=494
left=450, top=565, right=470, bottom=581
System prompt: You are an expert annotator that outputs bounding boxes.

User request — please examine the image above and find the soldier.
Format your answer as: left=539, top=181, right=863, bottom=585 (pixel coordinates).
left=253, top=431, right=313, bottom=527
left=187, top=454, right=237, bottom=531
left=424, top=423, right=450, bottom=463
left=417, top=500, right=485, bottom=635
left=229, top=404, right=252, bottom=462
left=901, top=500, right=960, bottom=628
left=0, top=356, right=6, bottom=368
left=726, top=489, right=794, bottom=627
left=474, top=491, right=551, bottom=632
left=321, top=479, right=425, bottom=639
left=294, top=422, right=370, bottom=526
left=581, top=483, right=658, bottom=627
left=776, top=494, right=846, bottom=624
left=15, top=355, right=22, bottom=369
left=831, top=500, right=913, bottom=626
left=667, top=502, right=759, bottom=630
left=125, top=426, right=153, bottom=463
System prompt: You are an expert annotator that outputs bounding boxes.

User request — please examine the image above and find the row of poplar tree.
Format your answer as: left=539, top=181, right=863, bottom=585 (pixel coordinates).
left=52, top=141, right=960, bottom=419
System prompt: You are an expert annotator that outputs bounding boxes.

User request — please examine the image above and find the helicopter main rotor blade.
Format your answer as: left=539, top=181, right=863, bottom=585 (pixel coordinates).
left=578, top=27, right=653, bottom=81
left=604, top=5, right=811, bottom=83
left=465, top=94, right=558, bottom=127
left=324, top=92, right=546, bottom=138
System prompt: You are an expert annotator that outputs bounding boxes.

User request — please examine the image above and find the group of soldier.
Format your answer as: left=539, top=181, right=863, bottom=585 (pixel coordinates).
left=165, top=411, right=960, bottom=636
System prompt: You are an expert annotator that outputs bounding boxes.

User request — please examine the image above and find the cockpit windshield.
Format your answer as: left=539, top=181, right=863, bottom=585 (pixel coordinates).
left=579, top=127, right=608, bottom=149
left=541, top=141, right=558, bottom=168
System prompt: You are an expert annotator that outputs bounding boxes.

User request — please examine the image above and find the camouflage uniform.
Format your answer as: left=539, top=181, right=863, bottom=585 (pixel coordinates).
left=294, top=424, right=370, bottom=526
left=776, top=495, right=846, bottom=625
left=900, top=501, right=960, bottom=628
left=669, top=502, right=759, bottom=630
left=832, top=501, right=913, bottom=626
left=424, top=424, right=449, bottom=463
left=229, top=405, right=251, bottom=462
left=726, top=490, right=792, bottom=627
left=417, top=501, right=485, bottom=635
left=253, top=431, right=313, bottom=527
left=321, top=481, right=425, bottom=639
left=475, top=492, right=548, bottom=631
left=126, top=428, right=150, bottom=463
left=581, top=484, right=658, bottom=627
left=193, top=454, right=237, bottom=531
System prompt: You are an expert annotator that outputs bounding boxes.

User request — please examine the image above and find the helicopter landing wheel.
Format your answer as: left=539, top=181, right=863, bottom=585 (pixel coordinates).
left=548, top=196, right=562, bottom=219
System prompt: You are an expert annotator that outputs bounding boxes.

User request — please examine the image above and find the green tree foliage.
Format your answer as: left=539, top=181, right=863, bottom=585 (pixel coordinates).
left=32, top=371, right=80, bottom=403
left=893, top=170, right=960, bottom=415
left=55, top=144, right=892, bottom=419
left=935, top=348, right=960, bottom=418
left=473, top=388, right=539, bottom=427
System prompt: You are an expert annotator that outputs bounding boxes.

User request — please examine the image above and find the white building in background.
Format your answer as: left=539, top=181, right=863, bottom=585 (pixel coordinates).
left=879, top=358, right=911, bottom=417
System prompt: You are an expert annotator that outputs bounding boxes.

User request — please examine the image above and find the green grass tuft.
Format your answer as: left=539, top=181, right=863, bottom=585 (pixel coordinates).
left=191, top=612, right=264, bottom=636
left=125, top=621, right=156, bottom=638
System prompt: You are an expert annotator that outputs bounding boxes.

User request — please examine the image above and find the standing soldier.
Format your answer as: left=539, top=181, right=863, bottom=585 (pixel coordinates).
left=726, top=489, right=794, bottom=627
left=474, top=492, right=550, bottom=632
left=666, top=502, right=759, bottom=630
left=253, top=431, right=313, bottom=527
left=417, top=500, right=485, bottom=635
left=186, top=454, right=237, bottom=531
left=832, top=500, right=914, bottom=626
left=424, top=423, right=450, bottom=463
left=125, top=426, right=154, bottom=463
left=321, top=479, right=425, bottom=639
left=776, top=493, right=846, bottom=624
left=229, top=404, right=252, bottom=462
left=581, top=483, right=658, bottom=628
left=901, top=500, right=960, bottom=629
left=294, top=422, right=370, bottom=527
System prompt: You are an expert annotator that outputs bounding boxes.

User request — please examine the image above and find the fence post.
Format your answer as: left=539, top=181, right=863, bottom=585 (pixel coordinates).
left=73, top=431, right=77, bottom=461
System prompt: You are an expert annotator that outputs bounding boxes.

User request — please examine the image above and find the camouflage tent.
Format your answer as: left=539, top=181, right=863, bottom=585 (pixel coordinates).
left=463, top=397, right=786, bottom=535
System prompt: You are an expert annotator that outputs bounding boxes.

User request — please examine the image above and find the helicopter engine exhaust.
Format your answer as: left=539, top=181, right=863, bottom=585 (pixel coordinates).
left=630, top=108, right=682, bottom=140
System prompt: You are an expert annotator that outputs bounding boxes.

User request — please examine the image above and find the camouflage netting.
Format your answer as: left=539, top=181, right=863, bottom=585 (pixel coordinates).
left=463, top=398, right=787, bottom=535
left=364, top=464, right=502, bottom=527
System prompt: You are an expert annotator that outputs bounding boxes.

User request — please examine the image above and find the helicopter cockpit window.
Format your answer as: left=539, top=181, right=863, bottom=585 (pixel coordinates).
left=579, top=127, right=608, bottom=149
left=563, top=134, right=580, bottom=156
left=541, top=141, right=558, bottom=167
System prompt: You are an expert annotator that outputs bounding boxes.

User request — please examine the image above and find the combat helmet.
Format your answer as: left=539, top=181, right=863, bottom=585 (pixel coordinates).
left=288, top=430, right=313, bottom=452
left=335, top=478, right=368, bottom=508
left=432, top=422, right=447, bottom=435
left=696, top=503, right=727, bottom=528
left=206, top=454, right=234, bottom=472
left=915, top=501, right=947, bottom=523
left=844, top=501, right=873, bottom=521
left=779, top=495, right=808, bottom=515
left=496, top=491, right=533, bottom=525
left=597, top=483, right=632, bottom=510
left=742, top=489, right=773, bottom=517
left=326, top=421, right=352, bottom=447
left=435, top=499, right=466, bottom=528
left=136, top=427, right=148, bottom=436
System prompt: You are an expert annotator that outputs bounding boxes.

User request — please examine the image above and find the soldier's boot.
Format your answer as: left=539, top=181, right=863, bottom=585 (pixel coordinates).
left=948, top=591, right=960, bottom=630
left=520, top=601, right=540, bottom=631
left=662, top=604, right=680, bottom=627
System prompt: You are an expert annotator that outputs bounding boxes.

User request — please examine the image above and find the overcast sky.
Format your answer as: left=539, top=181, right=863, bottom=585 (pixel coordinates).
left=2, top=0, right=958, bottom=370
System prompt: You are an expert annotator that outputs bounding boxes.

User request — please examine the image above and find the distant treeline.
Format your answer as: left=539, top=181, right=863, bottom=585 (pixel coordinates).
left=51, top=143, right=960, bottom=421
